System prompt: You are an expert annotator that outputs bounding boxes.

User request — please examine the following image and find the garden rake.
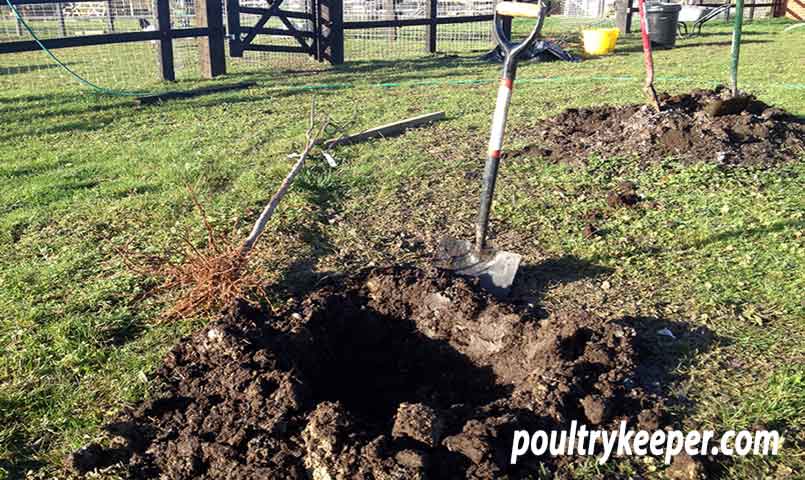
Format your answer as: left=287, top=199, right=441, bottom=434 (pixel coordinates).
left=437, top=0, right=547, bottom=296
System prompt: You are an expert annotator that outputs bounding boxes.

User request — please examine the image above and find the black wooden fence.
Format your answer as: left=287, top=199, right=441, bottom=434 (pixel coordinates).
left=0, top=0, right=498, bottom=82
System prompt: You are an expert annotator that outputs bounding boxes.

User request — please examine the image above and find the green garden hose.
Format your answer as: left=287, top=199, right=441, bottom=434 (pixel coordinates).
left=276, top=76, right=804, bottom=94
left=4, top=0, right=152, bottom=96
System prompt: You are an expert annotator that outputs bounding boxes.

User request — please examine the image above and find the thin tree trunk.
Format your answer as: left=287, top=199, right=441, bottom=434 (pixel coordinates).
left=241, top=105, right=330, bottom=255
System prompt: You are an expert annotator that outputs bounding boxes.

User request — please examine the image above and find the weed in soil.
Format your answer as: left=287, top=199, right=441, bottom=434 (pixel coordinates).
left=69, top=267, right=673, bottom=479
left=515, top=87, right=804, bottom=166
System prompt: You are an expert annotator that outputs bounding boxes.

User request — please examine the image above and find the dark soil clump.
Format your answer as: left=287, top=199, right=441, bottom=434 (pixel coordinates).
left=606, top=181, right=641, bottom=208
left=521, top=87, right=804, bottom=166
left=70, top=267, right=666, bottom=479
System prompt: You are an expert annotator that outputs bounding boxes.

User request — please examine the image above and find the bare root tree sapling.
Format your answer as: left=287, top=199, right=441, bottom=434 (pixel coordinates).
left=241, top=102, right=332, bottom=255
left=121, top=101, right=333, bottom=318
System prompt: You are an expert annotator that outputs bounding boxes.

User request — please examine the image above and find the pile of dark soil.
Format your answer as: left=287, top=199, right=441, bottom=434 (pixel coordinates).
left=519, top=87, right=804, bottom=166
left=69, top=267, right=667, bottom=479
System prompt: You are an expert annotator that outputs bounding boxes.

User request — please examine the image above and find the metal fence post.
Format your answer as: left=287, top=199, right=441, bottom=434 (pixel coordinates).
left=426, top=0, right=436, bottom=53
left=155, top=0, right=175, bottom=81
left=312, top=0, right=321, bottom=61
left=197, top=0, right=226, bottom=78
left=730, top=0, right=744, bottom=95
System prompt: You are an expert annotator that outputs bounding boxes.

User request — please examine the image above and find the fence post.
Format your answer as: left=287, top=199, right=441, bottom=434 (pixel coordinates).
left=384, top=0, right=396, bottom=41
left=313, top=0, right=321, bottom=61
left=105, top=0, right=115, bottom=32
left=197, top=0, right=226, bottom=78
left=226, top=0, right=242, bottom=56
left=615, top=0, right=633, bottom=33
left=15, top=9, right=22, bottom=36
left=154, top=0, right=175, bottom=81
left=426, top=0, right=436, bottom=53
left=56, top=2, right=66, bottom=36
left=320, top=0, right=343, bottom=64
left=773, top=0, right=784, bottom=16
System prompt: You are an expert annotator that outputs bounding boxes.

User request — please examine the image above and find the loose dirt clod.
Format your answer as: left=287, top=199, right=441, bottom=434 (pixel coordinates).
left=666, top=452, right=705, bottom=480
left=520, top=87, right=804, bottom=166
left=392, top=403, right=445, bottom=447
left=606, top=181, right=641, bottom=209
left=71, top=267, right=667, bottom=478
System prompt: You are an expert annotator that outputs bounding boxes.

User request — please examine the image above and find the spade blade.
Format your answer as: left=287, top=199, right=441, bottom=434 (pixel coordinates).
left=436, top=238, right=521, bottom=297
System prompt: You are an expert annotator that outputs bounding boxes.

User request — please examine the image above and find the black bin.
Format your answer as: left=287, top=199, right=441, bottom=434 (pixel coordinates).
left=646, top=2, right=682, bottom=48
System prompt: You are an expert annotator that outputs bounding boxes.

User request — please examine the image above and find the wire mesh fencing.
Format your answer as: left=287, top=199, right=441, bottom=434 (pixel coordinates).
left=0, top=0, right=332, bottom=91
left=1, top=0, right=176, bottom=91
left=8, top=0, right=760, bottom=94
left=0, top=0, right=618, bottom=93
left=342, top=0, right=497, bottom=60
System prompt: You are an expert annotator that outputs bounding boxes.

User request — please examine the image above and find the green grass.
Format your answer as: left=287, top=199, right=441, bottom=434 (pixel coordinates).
left=1, top=17, right=804, bottom=479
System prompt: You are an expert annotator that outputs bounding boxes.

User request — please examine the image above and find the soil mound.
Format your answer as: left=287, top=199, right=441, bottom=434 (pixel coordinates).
left=521, top=87, right=804, bottom=166
left=69, top=267, right=665, bottom=479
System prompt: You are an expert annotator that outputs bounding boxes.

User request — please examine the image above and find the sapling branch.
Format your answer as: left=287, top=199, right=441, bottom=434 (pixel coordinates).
left=241, top=101, right=332, bottom=255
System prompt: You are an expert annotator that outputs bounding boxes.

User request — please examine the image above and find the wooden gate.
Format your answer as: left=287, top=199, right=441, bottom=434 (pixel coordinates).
left=226, top=0, right=323, bottom=60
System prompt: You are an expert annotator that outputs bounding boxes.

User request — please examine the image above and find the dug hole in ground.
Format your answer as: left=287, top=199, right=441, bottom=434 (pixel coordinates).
left=68, top=266, right=678, bottom=479
left=67, top=87, right=802, bottom=479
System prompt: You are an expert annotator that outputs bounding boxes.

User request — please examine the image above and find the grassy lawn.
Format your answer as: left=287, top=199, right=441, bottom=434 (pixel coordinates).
left=1, top=17, right=803, bottom=479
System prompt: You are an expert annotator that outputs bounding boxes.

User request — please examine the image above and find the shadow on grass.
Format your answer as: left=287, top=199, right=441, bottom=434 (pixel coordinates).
left=0, top=398, right=47, bottom=477
left=0, top=159, right=74, bottom=179
left=689, top=218, right=805, bottom=248
left=624, top=316, right=742, bottom=478
left=511, top=255, right=614, bottom=318
left=0, top=61, right=87, bottom=76
left=595, top=219, right=805, bottom=263
left=4, top=100, right=131, bottom=124
left=0, top=91, right=100, bottom=116
left=229, top=53, right=491, bottom=88
left=251, top=161, right=352, bottom=301
left=0, top=117, right=114, bottom=142
left=615, top=38, right=772, bottom=54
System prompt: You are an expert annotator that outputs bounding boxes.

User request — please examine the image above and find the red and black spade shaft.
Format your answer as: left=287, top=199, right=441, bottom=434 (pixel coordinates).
left=476, top=1, right=546, bottom=252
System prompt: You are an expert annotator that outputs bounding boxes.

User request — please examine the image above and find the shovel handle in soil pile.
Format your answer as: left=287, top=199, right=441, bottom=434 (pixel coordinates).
left=437, top=1, right=546, bottom=296
left=637, top=0, right=661, bottom=112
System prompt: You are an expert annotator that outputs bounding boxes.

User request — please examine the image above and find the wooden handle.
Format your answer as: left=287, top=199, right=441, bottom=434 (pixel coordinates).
left=496, top=1, right=543, bottom=18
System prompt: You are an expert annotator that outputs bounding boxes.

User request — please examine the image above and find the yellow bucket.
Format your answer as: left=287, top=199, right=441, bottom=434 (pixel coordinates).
left=582, top=28, right=620, bottom=55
